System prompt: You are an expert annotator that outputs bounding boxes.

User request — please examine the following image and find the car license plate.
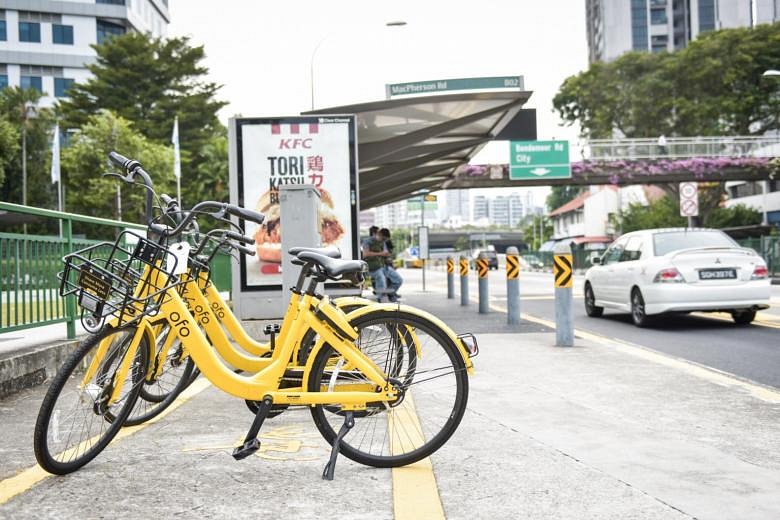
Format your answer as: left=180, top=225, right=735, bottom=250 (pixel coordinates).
left=698, top=268, right=736, bottom=280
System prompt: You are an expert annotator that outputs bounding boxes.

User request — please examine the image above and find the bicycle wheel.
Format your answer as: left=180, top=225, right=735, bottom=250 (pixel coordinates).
left=34, top=325, right=149, bottom=475
left=307, top=310, right=468, bottom=468
left=123, top=324, right=194, bottom=426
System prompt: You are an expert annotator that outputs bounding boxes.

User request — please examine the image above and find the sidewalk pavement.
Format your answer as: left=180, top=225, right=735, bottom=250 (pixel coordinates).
left=1, top=285, right=779, bottom=519
left=398, top=288, right=780, bottom=519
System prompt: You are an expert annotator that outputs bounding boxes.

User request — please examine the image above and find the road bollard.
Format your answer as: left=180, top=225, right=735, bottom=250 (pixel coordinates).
left=459, top=255, right=469, bottom=306
left=478, top=253, right=489, bottom=314
left=554, top=242, right=574, bottom=347
left=506, top=246, right=520, bottom=324
left=446, top=256, right=455, bottom=299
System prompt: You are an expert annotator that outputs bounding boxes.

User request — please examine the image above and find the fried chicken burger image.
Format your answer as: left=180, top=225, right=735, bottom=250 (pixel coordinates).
left=253, top=188, right=345, bottom=263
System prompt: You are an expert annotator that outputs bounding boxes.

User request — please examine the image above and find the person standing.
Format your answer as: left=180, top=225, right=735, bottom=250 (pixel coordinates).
left=379, top=228, right=402, bottom=302
left=362, top=227, right=391, bottom=302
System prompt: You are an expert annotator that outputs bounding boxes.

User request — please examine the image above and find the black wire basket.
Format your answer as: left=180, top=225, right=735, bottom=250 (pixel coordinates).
left=59, top=230, right=184, bottom=332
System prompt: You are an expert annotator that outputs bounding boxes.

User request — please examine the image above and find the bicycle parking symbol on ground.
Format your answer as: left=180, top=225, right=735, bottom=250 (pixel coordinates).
left=181, top=424, right=327, bottom=462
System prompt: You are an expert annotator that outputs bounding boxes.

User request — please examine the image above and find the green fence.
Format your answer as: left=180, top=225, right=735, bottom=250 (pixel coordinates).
left=737, top=236, right=779, bottom=277
left=0, top=202, right=235, bottom=339
left=0, top=202, right=146, bottom=339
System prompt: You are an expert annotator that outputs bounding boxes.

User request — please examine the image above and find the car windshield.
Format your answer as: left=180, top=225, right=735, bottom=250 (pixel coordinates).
left=652, top=231, right=737, bottom=256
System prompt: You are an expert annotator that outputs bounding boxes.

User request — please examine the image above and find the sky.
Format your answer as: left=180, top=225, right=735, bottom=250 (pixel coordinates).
left=167, top=0, right=589, bottom=208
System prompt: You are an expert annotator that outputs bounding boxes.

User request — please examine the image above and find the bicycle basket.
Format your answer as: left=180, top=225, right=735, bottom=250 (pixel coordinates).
left=59, top=230, right=183, bottom=331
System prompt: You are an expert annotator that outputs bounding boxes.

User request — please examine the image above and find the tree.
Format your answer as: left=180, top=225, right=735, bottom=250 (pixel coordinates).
left=619, top=196, right=686, bottom=233
left=521, top=214, right=553, bottom=250
left=554, top=22, right=780, bottom=138
left=0, top=115, right=19, bottom=186
left=705, top=204, right=762, bottom=228
left=190, top=131, right=229, bottom=205
left=0, top=87, right=56, bottom=231
left=546, top=185, right=582, bottom=212
left=61, top=111, right=173, bottom=237
left=58, top=33, right=227, bottom=194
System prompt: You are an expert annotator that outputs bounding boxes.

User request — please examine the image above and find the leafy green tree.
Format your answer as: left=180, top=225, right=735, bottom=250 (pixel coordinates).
left=0, top=115, right=19, bottom=186
left=705, top=204, right=762, bottom=228
left=189, top=131, right=229, bottom=205
left=58, top=33, right=226, bottom=193
left=546, top=185, right=583, bottom=212
left=521, top=214, right=553, bottom=250
left=619, top=196, right=686, bottom=233
left=554, top=21, right=780, bottom=138
left=0, top=87, right=56, bottom=232
left=61, top=111, right=173, bottom=237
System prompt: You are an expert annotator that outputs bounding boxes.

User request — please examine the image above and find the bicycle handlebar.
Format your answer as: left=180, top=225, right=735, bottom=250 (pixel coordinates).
left=108, top=151, right=155, bottom=224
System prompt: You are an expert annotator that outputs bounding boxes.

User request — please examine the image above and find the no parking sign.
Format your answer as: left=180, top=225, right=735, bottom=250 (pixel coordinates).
left=679, top=182, right=699, bottom=217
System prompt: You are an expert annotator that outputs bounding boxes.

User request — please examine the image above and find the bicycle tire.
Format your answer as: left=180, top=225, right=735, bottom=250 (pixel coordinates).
left=307, top=310, right=468, bottom=468
left=124, top=332, right=195, bottom=426
left=33, top=325, right=149, bottom=475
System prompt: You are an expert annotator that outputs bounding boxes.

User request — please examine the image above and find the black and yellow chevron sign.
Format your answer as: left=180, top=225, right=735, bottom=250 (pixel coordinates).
left=447, top=258, right=454, bottom=274
left=506, top=255, right=519, bottom=279
left=553, top=254, right=573, bottom=288
left=459, top=257, right=468, bottom=277
left=477, top=258, right=488, bottom=278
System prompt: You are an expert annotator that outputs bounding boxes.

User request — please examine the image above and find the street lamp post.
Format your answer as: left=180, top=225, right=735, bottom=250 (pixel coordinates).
left=760, top=69, right=780, bottom=225
left=309, top=21, right=406, bottom=110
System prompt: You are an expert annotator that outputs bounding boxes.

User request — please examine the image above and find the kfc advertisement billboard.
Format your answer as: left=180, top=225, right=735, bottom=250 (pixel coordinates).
left=233, top=116, right=358, bottom=291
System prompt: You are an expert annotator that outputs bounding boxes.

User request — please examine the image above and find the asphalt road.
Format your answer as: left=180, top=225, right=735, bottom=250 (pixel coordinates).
left=409, top=266, right=780, bottom=389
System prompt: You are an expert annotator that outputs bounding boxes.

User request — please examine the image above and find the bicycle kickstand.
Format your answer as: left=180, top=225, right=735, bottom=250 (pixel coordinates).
left=322, top=411, right=355, bottom=481
left=232, top=396, right=273, bottom=460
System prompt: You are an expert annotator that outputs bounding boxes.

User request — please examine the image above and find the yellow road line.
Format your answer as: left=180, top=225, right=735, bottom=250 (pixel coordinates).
left=690, top=312, right=780, bottom=329
left=484, top=299, right=780, bottom=404
left=390, top=393, right=445, bottom=520
left=0, top=378, right=212, bottom=506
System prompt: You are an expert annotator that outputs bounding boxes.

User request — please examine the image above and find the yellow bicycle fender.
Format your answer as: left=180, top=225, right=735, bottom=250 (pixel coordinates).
left=344, top=304, right=474, bottom=374
left=332, top=296, right=377, bottom=309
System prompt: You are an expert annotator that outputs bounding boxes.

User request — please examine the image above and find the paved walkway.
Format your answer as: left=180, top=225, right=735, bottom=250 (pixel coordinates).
left=1, top=284, right=779, bottom=519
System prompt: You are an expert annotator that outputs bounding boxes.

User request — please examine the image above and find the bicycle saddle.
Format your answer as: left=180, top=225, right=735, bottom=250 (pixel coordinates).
left=296, top=251, right=367, bottom=278
left=288, top=246, right=341, bottom=259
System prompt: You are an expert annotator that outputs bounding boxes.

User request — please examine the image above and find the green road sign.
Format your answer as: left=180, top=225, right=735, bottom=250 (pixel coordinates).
left=407, top=195, right=437, bottom=211
left=387, top=76, right=524, bottom=98
left=509, top=140, right=571, bottom=180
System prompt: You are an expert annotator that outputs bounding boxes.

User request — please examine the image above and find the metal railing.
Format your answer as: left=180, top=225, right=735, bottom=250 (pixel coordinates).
left=586, top=135, right=780, bottom=161
left=737, top=236, right=780, bottom=277
left=0, top=202, right=145, bottom=339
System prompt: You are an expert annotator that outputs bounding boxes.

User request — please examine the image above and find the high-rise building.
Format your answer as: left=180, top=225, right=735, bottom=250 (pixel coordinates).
left=444, top=189, right=469, bottom=221
left=586, top=0, right=779, bottom=63
left=472, top=195, right=488, bottom=222
left=0, top=0, right=170, bottom=107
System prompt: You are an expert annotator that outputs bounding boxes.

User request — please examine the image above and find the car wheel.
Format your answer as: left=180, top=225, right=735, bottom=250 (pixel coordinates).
left=584, top=283, right=603, bottom=318
left=731, top=309, right=756, bottom=325
left=631, top=288, right=652, bottom=328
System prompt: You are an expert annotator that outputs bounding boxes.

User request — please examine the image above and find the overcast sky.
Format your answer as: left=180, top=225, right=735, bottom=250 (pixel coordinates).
left=168, top=0, right=589, bottom=206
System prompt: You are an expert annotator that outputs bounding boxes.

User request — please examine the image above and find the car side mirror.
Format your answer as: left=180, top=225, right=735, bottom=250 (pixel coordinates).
left=591, top=256, right=601, bottom=265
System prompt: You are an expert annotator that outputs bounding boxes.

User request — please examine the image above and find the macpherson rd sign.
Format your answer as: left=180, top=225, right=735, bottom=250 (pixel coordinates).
left=386, top=76, right=524, bottom=98
left=509, top=140, right=571, bottom=180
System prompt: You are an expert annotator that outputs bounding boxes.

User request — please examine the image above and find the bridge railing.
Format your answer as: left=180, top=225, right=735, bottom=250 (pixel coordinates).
left=587, top=136, right=780, bottom=161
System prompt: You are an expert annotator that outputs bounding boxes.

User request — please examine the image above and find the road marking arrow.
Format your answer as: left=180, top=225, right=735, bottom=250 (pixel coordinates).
left=530, top=167, right=551, bottom=176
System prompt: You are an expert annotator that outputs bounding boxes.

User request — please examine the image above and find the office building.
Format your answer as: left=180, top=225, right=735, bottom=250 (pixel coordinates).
left=0, top=0, right=170, bottom=107
left=586, top=0, right=779, bottom=63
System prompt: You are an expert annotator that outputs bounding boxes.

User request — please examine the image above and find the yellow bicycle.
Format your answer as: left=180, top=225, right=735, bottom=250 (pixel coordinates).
left=33, top=153, right=477, bottom=480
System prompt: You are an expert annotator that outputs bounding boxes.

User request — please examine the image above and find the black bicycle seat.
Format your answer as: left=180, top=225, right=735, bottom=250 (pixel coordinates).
left=296, top=251, right=367, bottom=278
left=288, top=246, right=341, bottom=259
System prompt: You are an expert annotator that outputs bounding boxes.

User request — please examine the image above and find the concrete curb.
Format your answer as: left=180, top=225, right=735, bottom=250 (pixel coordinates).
left=0, top=338, right=82, bottom=399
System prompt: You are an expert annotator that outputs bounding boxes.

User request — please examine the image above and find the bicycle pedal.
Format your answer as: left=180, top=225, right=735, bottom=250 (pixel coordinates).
left=263, top=324, right=281, bottom=335
left=232, top=438, right=260, bottom=460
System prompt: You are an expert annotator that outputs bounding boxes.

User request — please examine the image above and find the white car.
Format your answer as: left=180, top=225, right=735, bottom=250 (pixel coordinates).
left=584, top=228, right=771, bottom=327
